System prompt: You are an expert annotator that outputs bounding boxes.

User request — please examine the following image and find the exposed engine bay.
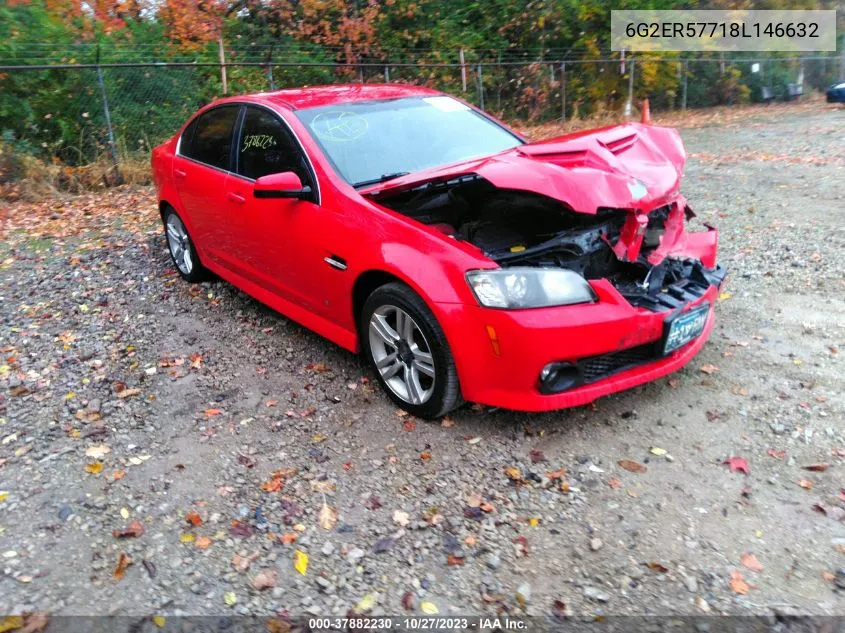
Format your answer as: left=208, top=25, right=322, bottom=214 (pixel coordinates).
left=371, top=174, right=726, bottom=311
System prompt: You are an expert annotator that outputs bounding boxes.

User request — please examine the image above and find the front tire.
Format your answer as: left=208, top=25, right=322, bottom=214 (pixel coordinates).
left=162, top=208, right=209, bottom=282
left=360, top=282, right=462, bottom=419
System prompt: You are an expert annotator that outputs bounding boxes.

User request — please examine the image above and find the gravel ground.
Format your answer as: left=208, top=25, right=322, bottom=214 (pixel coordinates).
left=1, top=105, right=844, bottom=620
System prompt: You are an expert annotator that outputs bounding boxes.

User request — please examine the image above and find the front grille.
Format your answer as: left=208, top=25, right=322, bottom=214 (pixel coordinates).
left=579, top=343, right=658, bottom=384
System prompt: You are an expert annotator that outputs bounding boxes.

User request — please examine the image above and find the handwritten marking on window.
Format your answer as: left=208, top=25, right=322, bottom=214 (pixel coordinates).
left=242, top=134, right=277, bottom=152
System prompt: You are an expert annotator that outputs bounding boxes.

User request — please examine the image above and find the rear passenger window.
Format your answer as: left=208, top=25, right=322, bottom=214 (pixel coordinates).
left=181, top=106, right=239, bottom=170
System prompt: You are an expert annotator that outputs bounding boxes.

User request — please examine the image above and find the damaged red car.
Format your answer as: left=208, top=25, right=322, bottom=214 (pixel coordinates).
left=152, top=84, right=726, bottom=418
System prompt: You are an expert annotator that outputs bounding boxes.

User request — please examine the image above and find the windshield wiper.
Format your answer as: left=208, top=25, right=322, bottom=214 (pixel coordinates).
left=352, top=172, right=410, bottom=189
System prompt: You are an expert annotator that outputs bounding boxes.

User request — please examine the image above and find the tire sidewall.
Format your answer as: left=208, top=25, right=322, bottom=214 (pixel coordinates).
left=360, top=285, right=456, bottom=418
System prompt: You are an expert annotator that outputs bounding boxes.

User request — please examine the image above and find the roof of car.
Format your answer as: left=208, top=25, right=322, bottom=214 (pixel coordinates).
left=257, top=83, right=444, bottom=110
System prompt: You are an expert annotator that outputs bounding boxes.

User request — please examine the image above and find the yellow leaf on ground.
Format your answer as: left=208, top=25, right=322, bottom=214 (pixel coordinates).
left=293, top=549, right=308, bottom=575
left=420, top=601, right=439, bottom=615
left=180, top=533, right=195, bottom=543
left=85, top=462, right=104, bottom=474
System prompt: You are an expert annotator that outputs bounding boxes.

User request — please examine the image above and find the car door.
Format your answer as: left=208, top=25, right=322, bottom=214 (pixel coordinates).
left=223, top=105, right=325, bottom=309
left=173, top=104, right=240, bottom=265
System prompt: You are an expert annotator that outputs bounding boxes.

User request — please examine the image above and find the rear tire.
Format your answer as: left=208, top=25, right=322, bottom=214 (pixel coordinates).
left=360, top=282, right=462, bottom=419
left=162, top=207, right=210, bottom=282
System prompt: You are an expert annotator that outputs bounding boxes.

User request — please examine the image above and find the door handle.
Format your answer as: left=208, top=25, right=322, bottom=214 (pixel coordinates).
left=174, top=169, right=187, bottom=179
left=227, top=192, right=246, bottom=204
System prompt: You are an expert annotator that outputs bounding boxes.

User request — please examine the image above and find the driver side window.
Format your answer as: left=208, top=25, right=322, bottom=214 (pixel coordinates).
left=238, top=106, right=312, bottom=188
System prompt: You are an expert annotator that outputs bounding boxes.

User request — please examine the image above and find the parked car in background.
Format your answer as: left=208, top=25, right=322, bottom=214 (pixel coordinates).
left=152, top=85, right=726, bottom=418
left=827, top=82, right=845, bottom=103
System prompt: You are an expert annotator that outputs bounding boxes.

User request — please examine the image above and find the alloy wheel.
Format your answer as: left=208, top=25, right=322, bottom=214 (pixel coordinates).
left=368, top=304, right=436, bottom=405
left=166, top=213, right=193, bottom=275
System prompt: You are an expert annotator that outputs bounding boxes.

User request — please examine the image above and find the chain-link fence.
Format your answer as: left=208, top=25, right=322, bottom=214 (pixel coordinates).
left=1, top=55, right=842, bottom=171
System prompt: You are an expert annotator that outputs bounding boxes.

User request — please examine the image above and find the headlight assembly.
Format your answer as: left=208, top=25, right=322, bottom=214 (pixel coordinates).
left=465, top=267, right=597, bottom=309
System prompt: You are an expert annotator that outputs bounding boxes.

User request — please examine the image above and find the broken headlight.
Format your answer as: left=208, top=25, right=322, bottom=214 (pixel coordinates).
left=466, top=267, right=597, bottom=309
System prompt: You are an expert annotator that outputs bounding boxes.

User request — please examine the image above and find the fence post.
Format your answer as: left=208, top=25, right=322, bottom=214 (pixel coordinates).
left=560, top=61, right=566, bottom=121
left=218, top=36, right=228, bottom=94
left=95, top=45, right=122, bottom=185
left=682, top=60, right=688, bottom=110
left=625, top=59, right=635, bottom=117
left=267, top=46, right=275, bottom=91
left=459, top=49, right=467, bottom=92
left=384, top=65, right=390, bottom=82
left=840, top=33, right=844, bottom=81
left=477, top=63, right=484, bottom=109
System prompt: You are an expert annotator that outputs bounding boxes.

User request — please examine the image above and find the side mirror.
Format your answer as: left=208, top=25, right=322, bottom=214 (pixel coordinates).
left=254, top=171, right=312, bottom=200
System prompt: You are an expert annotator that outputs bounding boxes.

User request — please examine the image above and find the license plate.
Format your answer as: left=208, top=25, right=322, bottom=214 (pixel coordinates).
left=663, top=303, right=709, bottom=355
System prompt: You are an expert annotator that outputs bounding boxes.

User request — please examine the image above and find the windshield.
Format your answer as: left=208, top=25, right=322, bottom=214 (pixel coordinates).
left=294, top=96, right=523, bottom=187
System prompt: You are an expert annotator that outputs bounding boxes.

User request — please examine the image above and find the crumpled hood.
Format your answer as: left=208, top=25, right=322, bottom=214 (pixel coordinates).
left=364, top=122, right=686, bottom=214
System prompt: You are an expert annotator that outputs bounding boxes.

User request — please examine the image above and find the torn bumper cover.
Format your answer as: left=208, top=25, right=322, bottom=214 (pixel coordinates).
left=438, top=266, right=725, bottom=412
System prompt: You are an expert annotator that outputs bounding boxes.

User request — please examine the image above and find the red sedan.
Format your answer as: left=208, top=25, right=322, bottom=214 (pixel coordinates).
left=152, top=84, right=726, bottom=418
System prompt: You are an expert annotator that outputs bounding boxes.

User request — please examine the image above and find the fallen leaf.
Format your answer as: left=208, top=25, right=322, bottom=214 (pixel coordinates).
left=699, top=363, right=719, bottom=375
left=152, top=615, right=165, bottom=629
left=607, top=478, right=622, bottom=489
left=185, top=511, right=202, bottom=526
left=723, top=457, right=750, bottom=474
left=223, top=591, right=237, bottom=606
left=650, top=447, right=667, bottom=456
left=547, top=467, right=567, bottom=481
left=113, top=553, right=131, bottom=581
left=250, top=569, right=277, bottom=590
left=803, top=463, right=829, bottom=472
left=117, top=388, right=140, bottom=399
left=647, top=562, right=669, bottom=573
left=204, top=408, right=223, bottom=417
left=293, top=549, right=308, bottom=575
left=767, top=449, right=785, bottom=459
left=403, top=419, right=416, bottom=432
left=440, top=417, right=455, bottom=428
left=311, top=479, right=335, bottom=493
left=355, top=592, right=377, bottom=613
left=446, top=553, right=465, bottom=566
left=420, top=601, right=439, bottom=615
left=364, top=495, right=382, bottom=510
left=740, top=553, right=764, bottom=572
left=231, top=552, right=259, bottom=573
left=618, top=459, right=647, bottom=473
left=112, top=519, right=145, bottom=539
left=504, top=466, right=523, bottom=481
left=529, top=449, right=545, bottom=463
left=280, top=532, right=297, bottom=545
left=85, top=444, right=110, bottom=458
left=419, top=451, right=431, bottom=460
left=319, top=504, right=338, bottom=530
left=797, top=479, right=813, bottom=490
left=194, top=535, right=212, bottom=550
left=85, top=462, right=104, bottom=474
left=180, top=533, right=195, bottom=543
left=393, top=510, right=410, bottom=526
left=729, top=570, right=749, bottom=594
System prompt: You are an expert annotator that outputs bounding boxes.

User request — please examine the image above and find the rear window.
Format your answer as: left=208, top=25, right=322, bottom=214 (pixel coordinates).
left=181, top=105, right=239, bottom=171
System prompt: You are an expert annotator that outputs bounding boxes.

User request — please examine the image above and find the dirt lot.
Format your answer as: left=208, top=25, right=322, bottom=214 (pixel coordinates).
left=1, top=104, right=844, bottom=621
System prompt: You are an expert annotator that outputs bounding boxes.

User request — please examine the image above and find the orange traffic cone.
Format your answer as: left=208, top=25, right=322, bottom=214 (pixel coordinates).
left=640, top=98, right=651, bottom=124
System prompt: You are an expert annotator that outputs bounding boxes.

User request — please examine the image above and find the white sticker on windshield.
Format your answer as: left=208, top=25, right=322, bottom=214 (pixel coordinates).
left=422, top=96, right=470, bottom=112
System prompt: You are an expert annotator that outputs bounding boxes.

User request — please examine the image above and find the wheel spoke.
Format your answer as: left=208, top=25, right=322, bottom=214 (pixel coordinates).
left=400, top=310, right=415, bottom=344
left=381, top=360, right=402, bottom=380
left=167, top=225, right=181, bottom=241
left=370, top=314, right=399, bottom=346
left=413, top=358, right=435, bottom=378
left=182, top=247, right=192, bottom=273
left=375, top=351, right=398, bottom=370
left=404, top=365, right=423, bottom=404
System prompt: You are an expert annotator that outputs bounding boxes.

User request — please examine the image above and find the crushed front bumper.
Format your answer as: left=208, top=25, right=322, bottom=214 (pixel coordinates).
left=437, top=264, right=726, bottom=412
